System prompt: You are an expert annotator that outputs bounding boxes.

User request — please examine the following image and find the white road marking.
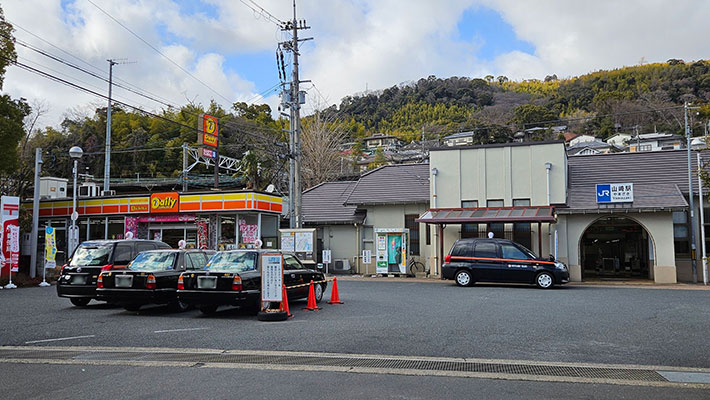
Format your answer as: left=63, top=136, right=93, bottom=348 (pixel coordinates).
left=24, top=335, right=96, bottom=344
left=154, top=327, right=210, bottom=333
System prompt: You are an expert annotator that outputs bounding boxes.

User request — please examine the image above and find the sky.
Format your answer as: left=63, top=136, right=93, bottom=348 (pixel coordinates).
left=3, top=0, right=710, bottom=128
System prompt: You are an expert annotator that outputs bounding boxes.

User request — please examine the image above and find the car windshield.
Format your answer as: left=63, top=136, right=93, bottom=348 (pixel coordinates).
left=129, top=252, right=177, bottom=271
left=516, top=243, right=539, bottom=259
left=205, top=251, right=257, bottom=272
left=70, top=244, right=112, bottom=266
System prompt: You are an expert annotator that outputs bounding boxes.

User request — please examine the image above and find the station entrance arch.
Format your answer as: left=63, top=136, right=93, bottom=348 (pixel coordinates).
left=580, top=216, right=651, bottom=279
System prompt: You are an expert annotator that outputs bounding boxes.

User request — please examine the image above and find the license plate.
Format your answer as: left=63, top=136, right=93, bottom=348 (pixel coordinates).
left=197, top=276, right=217, bottom=289
left=115, top=275, right=133, bottom=288
left=71, top=275, right=87, bottom=285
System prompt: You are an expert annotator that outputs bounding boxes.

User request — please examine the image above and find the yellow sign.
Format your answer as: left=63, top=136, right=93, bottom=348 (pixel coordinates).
left=45, top=226, right=57, bottom=268
left=202, top=133, right=218, bottom=147
left=150, top=192, right=180, bottom=213
left=203, top=114, right=218, bottom=136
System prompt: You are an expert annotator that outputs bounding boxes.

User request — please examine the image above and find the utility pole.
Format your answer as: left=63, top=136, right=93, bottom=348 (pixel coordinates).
left=280, top=0, right=310, bottom=228
left=686, top=102, right=698, bottom=283
left=104, top=59, right=117, bottom=194
left=30, top=148, right=42, bottom=278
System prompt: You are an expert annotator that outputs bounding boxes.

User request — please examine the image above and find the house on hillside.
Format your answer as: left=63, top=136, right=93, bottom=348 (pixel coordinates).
left=443, top=131, right=475, bottom=147
left=628, top=133, right=684, bottom=152
left=568, top=134, right=599, bottom=147
left=363, top=133, right=402, bottom=152
left=567, top=140, right=622, bottom=156
left=605, top=133, right=632, bottom=147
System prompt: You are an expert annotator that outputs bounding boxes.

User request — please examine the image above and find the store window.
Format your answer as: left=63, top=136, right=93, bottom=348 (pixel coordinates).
left=673, top=211, right=690, bottom=256
left=237, top=214, right=259, bottom=247
left=461, top=200, right=478, bottom=238
left=89, top=218, right=105, bottom=240
left=219, top=215, right=236, bottom=250
left=107, top=218, right=124, bottom=240
left=405, top=214, right=420, bottom=256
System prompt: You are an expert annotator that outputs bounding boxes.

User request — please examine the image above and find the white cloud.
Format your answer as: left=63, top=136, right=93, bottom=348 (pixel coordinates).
left=3, top=0, right=710, bottom=129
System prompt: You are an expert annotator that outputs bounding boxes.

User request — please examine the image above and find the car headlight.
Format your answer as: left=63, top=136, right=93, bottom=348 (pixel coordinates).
left=554, top=261, right=568, bottom=271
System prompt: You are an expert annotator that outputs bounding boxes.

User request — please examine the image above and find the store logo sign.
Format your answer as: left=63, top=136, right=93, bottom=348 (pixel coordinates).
left=150, top=192, right=180, bottom=213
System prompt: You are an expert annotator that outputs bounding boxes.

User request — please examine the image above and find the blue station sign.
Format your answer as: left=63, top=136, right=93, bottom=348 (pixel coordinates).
left=596, top=183, right=634, bottom=203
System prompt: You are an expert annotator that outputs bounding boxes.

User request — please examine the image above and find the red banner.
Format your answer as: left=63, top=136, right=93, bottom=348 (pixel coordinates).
left=1, top=196, right=20, bottom=272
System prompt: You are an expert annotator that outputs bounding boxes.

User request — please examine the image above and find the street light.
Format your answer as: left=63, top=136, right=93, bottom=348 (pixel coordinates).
left=68, top=146, right=83, bottom=256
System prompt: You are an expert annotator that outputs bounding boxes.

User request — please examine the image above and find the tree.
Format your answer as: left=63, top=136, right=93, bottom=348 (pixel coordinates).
left=0, top=6, right=31, bottom=194
left=300, top=110, right=346, bottom=189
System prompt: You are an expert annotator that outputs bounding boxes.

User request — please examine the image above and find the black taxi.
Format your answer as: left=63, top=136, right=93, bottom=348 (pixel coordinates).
left=57, top=239, right=171, bottom=306
left=177, top=250, right=327, bottom=315
left=96, top=249, right=214, bottom=312
left=441, top=238, right=569, bottom=289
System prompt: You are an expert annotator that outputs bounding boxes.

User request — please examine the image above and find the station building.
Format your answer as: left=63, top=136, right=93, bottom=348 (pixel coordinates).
left=420, top=141, right=704, bottom=284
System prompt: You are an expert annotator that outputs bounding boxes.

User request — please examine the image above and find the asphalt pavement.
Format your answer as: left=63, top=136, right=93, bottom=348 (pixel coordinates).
left=1, top=279, right=709, bottom=398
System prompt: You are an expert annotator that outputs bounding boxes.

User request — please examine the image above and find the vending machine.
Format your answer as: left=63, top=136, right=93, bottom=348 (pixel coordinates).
left=375, top=228, right=408, bottom=275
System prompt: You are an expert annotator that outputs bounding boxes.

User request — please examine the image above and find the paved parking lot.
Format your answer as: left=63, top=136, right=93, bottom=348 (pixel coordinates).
left=1, top=279, right=709, bottom=398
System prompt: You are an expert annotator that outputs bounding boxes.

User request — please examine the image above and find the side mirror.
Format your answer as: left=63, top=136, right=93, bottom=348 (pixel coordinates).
left=548, top=255, right=555, bottom=262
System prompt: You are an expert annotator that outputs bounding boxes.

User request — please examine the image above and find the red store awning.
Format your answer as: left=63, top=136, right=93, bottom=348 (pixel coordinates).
left=415, top=206, right=556, bottom=224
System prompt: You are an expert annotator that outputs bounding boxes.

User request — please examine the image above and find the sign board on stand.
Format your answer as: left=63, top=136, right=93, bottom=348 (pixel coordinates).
left=261, top=253, right=283, bottom=303
left=362, top=249, right=372, bottom=264
left=322, top=249, right=331, bottom=274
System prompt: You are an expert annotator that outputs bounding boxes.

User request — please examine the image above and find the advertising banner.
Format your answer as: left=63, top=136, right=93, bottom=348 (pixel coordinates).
left=1, top=196, right=20, bottom=272
left=261, top=254, right=283, bottom=302
left=45, top=226, right=57, bottom=269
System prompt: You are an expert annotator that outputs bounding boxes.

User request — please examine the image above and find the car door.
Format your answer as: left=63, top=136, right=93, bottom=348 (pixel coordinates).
left=499, top=242, right=536, bottom=283
left=472, top=241, right=504, bottom=282
left=283, top=254, right=306, bottom=298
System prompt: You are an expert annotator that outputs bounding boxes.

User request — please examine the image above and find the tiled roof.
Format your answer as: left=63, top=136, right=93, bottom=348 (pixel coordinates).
left=344, top=163, right=430, bottom=206
left=562, top=184, right=688, bottom=212
left=563, top=149, right=709, bottom=211
left=302, top=181, right=364, bottom=224
left=567, top=149, right=710, bottom=194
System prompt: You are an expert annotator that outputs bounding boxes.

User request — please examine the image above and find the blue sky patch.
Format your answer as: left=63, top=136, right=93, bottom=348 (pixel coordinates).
left=456, top=6, right=535, bottom=60
left=224, top=50, right=281, bottom=95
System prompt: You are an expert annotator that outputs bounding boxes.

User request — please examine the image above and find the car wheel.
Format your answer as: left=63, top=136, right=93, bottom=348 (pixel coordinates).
left=455, top=270, right=473, bottom=287
left=535, top=272, right=554, bottom=289
left=199, top=305, right=218, bottom=315
left=70, top=298, right=91, bottom=307
left=170, top=300, right=189, bottom=313
left=314, top=283, right=324, bottom=303
left=124, top=304, right=141, bottom=312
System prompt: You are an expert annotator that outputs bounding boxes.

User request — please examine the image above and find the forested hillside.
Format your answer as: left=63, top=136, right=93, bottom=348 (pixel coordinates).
left=6, top=58, right=710, bottom=201
left=326, top=59, right=710, bottom=143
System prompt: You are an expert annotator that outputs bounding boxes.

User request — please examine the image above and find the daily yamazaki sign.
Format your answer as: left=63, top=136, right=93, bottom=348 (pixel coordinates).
left=150, top=192, right=179, bottom=213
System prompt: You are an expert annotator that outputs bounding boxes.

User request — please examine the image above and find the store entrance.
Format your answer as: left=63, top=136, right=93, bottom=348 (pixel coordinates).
left=580, top=217, right=651, bottom=280
left=149, top=225, right=197, bottom=248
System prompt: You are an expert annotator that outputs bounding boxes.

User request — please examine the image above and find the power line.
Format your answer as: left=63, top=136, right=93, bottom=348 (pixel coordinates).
left=8, top=18, right=181, bottom=108
left=86, top=0, right=233, bottom=104
left=238, top=0, right=285, bottom=27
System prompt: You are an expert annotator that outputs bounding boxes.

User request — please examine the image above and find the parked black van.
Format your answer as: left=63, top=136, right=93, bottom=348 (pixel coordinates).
left=56, top=239, right=171, bottom=306
left=441, top=238, right=569, bottom=289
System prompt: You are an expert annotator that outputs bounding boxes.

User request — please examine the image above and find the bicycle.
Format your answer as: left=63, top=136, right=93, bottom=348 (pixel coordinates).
left=407, top=257, right=427, bottom=277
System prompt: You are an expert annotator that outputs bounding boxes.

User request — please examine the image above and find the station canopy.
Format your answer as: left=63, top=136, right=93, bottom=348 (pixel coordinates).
left=415, top=206, right=556, bottom=224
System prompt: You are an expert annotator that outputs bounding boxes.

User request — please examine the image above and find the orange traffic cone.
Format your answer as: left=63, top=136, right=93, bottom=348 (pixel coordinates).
left=303, top=280, right=321, bottom=311
left=327, top=277, right=343, bottom=304
left=280, top=284, right=293, bottom=318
